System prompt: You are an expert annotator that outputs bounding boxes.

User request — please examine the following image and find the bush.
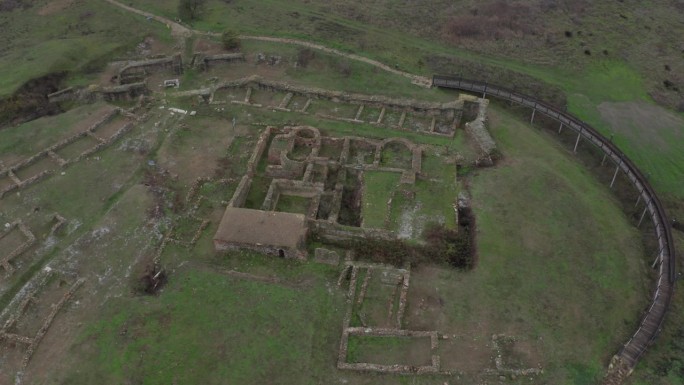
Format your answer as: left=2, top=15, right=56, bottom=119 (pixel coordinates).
left=178, top=0, right=206, bottom=21
left=134, top=264, right=168, bottom=295
left=221, top=30, right=241, bottom=51
left=310, top=221, right=475, bottom=270
left=423, top=223, right=474, bottom=269
left=296, top=48, right=315, bottom=68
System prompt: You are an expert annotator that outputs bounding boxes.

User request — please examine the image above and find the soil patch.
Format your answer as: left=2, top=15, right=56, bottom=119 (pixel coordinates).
left=193, top=38, right=225, bottom=55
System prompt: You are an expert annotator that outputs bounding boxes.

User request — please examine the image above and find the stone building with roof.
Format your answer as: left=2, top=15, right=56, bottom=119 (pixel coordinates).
left=213, top=207, right=308, bottom=259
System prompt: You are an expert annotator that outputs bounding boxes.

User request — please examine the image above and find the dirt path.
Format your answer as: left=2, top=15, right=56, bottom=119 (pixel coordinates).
left=237, top=35, right=432, bottom=87
left=103, top=0, right=432, bottom=87
left=104, top=0, right=191, bottom=38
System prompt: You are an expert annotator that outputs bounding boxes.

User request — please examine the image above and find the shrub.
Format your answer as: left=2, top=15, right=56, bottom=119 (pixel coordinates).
left=221, top=30, right=241, bottom=51
left=296, top=48, right=315, bottom=68
left=178, top=0, right=206, bottom=21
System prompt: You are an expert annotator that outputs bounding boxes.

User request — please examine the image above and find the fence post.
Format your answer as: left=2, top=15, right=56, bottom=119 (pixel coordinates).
left=573, top=128, right=582, bottom=153
left=530, top=105, right=536, bottom=124
left=638, top=206, right=648, bottom=227
left=482, top=82, right=487, bottom=99
left=558, top=122, right=564, bottom=134
left=610, top=163, right=620, bottom=188
left=652, top=254, right=661, bottom=269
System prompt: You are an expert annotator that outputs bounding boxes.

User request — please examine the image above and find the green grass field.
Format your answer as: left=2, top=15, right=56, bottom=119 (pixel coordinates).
left=1, top=1, right=682, bottom=383
left=60, top=265, right=344, bottom=385
left=0, top=95, right=662, bottom=384
left=360, top=171, right=401, bottom=229
left=0, top=0, right=173, bottom=97
left=427, top=105, right=650, bottom=383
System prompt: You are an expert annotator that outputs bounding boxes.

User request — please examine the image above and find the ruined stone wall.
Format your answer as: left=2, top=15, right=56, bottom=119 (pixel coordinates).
left=228, top=175, right=252, bottom=207
left=309, top=220, right=395, bottom=243
left=0, top=109, right=125, bottom=199
left=463, top=97, right=496, bottom=164
left=246, top=127, right=272, bottom=176
left=47, top=87, right=76, bottom=103
left=99, top=82, right=149, bottom=102
left=214, top=239, right=305, bottom=260
left=212, top=75, right=459, bottom=113
left=118, top=54, right=182, bottom=83
left=277, top=153, right=306, bottom=177
left=191, top=52, right=245, bottom=70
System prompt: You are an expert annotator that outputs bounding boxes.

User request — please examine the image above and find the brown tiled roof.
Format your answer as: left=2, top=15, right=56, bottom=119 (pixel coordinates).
left=214, top=207, right=307, bottom=250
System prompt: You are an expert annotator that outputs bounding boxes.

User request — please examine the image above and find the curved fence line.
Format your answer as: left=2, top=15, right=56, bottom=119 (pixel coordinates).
left=432, top=75, right=676, bottom=371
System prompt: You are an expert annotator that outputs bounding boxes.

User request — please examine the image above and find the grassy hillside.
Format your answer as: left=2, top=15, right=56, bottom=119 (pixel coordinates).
left=119, top=0, right=684, bottom=201
left=0, top=0, right=173, bottom=97
left=0, top=1, right=681, bottom=383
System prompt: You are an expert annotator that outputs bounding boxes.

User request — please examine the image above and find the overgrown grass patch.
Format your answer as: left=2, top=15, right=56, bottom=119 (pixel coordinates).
left=275, top=194, right=311, bottom=214
left=0, top=103, right=112, bottom=161
left=346, top=335, right=432, bottom=366
left=361, top=171, right=401, bottom=229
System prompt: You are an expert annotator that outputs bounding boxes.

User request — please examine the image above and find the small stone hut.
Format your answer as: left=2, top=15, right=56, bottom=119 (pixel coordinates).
left=213, top=207, right=308, bottom=259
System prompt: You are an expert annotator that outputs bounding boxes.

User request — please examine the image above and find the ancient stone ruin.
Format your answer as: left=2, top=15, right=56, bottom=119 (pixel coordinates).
left=213, top=125, right=425, bottom=258
left=214, top=207, right=308, bottom=259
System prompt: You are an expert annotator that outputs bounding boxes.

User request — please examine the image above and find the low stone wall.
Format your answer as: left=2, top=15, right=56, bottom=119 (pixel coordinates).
left=20, top=278, right=85, bottom=371
left=49, top=214, right=67, bottom=235
left=309, top=220, right=395, bottom=243
left=0, top=221, right=36, bottom=274
left=0, top=270, right=52, bottom=327
left=0, top=108, right=137, bottom=199
left=337, top=327, right=440, bottom=374
left=228, top=175, right=252, bottom=207
left=462, top=97, right=496, bottom=164
left=193, top=52, right=245, bottom=70
left=99, top=82, right=149, bottom=101
left=118, top=55, right=182, bottom=83
left=214, top=240, right=305, bottom=260
left=47, top=87, right=76, bottom=103
left=262, top=179, right=324, bottom=219
left=247, top=127, right=272, bottom=176
left=211, top=75, right=459, bottom=113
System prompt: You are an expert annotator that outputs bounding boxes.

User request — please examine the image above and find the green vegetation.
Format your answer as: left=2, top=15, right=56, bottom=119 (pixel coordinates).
left=1, top=0, right=680, bottom=383
left=0, top=0, right=172, bottom=97
left=0, top=103, right=110, bottom=158
left=460, top=106, right=649, bottom=382
left=178, top=0, right=206, bottom=21
left=361, top=171, right=400, bottom=228
left=346, top=335, right=431, bottom=366
left=63, top=267, right=344, bottom=384
left=276, top=195, right=311, bottom=214
left=127, top=0, right=682, bottom=201
left=221, top=29, right=241, bottom=50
